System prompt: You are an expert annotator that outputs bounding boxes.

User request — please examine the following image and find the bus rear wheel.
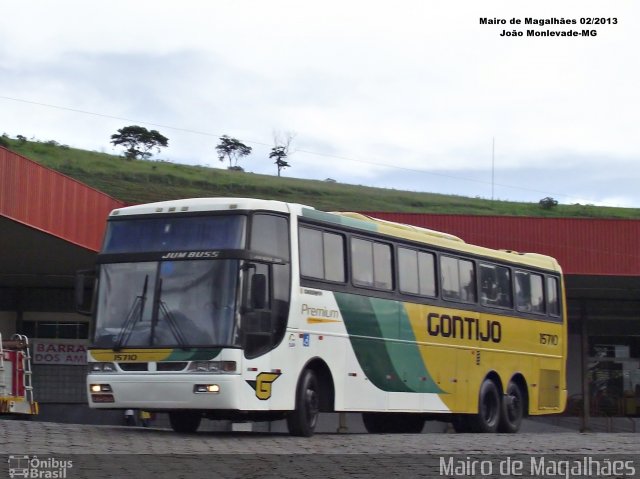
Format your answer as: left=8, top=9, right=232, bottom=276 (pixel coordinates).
left=287, top=369, right=320, bottom=437
left=169, top=411, right=202, bottom=433
left=498, top=381, right=525, bottom=433
left=467, top=378, right=501, bottom=433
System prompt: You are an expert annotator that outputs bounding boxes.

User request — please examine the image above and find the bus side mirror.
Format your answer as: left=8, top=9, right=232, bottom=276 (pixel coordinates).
left=75, top=269, right=95, bottom=316
left=250, top=274, right=267, bottom=310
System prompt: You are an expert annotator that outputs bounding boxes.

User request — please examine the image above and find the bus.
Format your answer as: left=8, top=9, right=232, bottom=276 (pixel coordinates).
left=84, top=197, right=567, bottom=436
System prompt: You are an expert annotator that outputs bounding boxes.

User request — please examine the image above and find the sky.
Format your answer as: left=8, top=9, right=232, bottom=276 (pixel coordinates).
left=1, top=1, right=638, bottom=207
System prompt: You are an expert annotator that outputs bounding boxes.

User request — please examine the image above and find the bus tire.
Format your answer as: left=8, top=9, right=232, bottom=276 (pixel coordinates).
left=169, top=411, right=201, bottom=433
left=498, top=381, right=524, bottom=433
left=287, top=369, right=320, bottom=437
left=467, top=378, right=501, bottom=433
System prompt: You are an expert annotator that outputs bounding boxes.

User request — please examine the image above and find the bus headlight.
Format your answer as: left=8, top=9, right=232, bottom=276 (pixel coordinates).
left=194, top=384, right=221, bottom=394
left=90, top=362, right=117, bottom=373
left=90, top=384, right=112, bottom=393
left=188, top=361, right=236, bottom=373
left=89, top=384, right=115, bottom=403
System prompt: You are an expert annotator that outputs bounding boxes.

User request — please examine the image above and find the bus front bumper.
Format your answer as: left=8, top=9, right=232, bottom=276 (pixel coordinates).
left=87, top=373, right=247, bottom=410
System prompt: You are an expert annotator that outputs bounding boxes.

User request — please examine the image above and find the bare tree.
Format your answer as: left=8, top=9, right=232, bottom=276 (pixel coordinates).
left=270, top=131, right=295, bottom=177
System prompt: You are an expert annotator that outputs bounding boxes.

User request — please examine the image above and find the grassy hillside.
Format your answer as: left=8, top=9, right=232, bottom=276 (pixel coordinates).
left=4, top=138, right=640, bottom=218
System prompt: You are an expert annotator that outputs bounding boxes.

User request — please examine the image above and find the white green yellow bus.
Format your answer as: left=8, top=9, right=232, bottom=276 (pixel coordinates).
left=85, top=197, right=567, bottom=435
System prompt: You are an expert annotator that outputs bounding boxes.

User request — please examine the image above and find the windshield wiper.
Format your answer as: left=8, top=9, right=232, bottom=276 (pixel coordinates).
left=158, top=301, right=189, bottom=349
left=113, top=275, right=149, bottom=351
left=150, top=278, right=188, bottom=349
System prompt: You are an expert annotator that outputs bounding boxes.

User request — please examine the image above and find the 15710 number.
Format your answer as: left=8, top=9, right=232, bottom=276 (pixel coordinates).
left=539, top=333, right=559, bottom=345
left=113, top=354, right=138, bottom=361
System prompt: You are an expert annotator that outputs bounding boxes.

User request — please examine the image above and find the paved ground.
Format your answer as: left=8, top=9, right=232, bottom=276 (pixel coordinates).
left=2, top=419, right=639, bottom=478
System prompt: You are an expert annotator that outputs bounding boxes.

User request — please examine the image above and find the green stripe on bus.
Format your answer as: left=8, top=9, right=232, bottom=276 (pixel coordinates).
left=301, top=208, right=378, bottom=232
left=166, top=348, right=223, bottom=361
left=394, top=301, right=443, bottom=394
left=335, top=293, right=441, bottom=393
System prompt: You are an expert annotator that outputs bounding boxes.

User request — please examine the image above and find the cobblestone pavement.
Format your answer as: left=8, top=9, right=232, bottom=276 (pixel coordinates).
left=2, top=420, right=639, bottom=478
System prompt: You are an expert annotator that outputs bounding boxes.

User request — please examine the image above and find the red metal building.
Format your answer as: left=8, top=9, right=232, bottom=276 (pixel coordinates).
left=1, top=147, right=124, bottom=423
left=0, top=147, right=124, bottom=289
left=1, top=145, right=640, bottom=425
left=366, top=212, right=640, bottom=276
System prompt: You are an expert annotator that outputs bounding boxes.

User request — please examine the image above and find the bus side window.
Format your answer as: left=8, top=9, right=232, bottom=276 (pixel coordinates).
left=441, top=256, right=460, bottom=300
left=495, top=265, right=513, bottom=308
left=352, top=238, right=374, bottom=288
left=459, top=259, right=476, bottom=303
left=299, top=227, right=345, bottom=282
left=441, top=255, right=476, bottom=303
left=480, top=264, right=512, bottom=309
left=516, top=271, right=545, bottom=314
left=399, top=248, right=436, bottom=297
left=351, top=238, right=392, bottom=291
left=250, top=214, right=290, bottom=260
left=480, top=264, right=498, bottom=304
left=324, top=232, right=346, bottom=282
left=249, top=214, right=291, bottom=357
left=547, top=276, right=560, bottom=317
left=515, top=271, right=529, bottom=312
left=299, top=227, right=324, bottom=278
left=417, top=251, right=436, bottom=297
left=530, top=273, right=545, bottom=314
left=372, top=242, right=392, bottom=290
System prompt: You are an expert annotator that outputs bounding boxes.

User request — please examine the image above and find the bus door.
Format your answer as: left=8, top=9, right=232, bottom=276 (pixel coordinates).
left=240, top=261, right=282, bottom=408
left=241, top=262, right=274, bottom=360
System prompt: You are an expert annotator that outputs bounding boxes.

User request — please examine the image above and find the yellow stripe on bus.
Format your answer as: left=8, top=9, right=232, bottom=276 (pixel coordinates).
left=90, top=349, right=174, bottom=362
left=306, top=317, right=342, bottom=324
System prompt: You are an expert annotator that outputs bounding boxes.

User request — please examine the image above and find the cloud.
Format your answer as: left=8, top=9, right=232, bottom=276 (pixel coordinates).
left=0, top=0, right=638, bottom=205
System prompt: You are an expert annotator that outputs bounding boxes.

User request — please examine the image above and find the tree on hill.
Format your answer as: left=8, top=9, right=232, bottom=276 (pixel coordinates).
left=110, top=125, right=169, bottom=160
left=269, top=131, right=295, bottom=177
left=269, top=146, right=290, bottom=176
left=539, top=197, right=558, bottom=209
left=216, top=135, right=252, bottom=170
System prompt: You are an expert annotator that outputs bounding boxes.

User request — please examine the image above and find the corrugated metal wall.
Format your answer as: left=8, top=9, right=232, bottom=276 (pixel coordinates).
left=366, top=212, right=640, bottom=276
left=0, top=147, right=125, bottom=252
left=2, top=145, right=638, bottom=274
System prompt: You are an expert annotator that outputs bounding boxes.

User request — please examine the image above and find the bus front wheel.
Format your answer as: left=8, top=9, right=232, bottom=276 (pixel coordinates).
left=287, top=369, right=320, bottom=437
left=169, top=411, right=202, bottom=433
left=467, top=378, right=501, bottom=433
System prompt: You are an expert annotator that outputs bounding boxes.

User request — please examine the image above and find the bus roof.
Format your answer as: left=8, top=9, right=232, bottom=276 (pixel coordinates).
left=109, top=197, right=304, bottom=217
left=109, top=197, right=562, bottom=273
left=302, top=208, right=562, bottom=273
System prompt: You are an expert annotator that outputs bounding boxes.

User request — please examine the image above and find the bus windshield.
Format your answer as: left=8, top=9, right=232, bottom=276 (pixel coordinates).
left=94, top=259, right=240, bottom=349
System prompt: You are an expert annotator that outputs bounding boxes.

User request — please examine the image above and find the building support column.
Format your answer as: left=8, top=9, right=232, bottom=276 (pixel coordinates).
left=580, top=300, right=591, bottom=432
